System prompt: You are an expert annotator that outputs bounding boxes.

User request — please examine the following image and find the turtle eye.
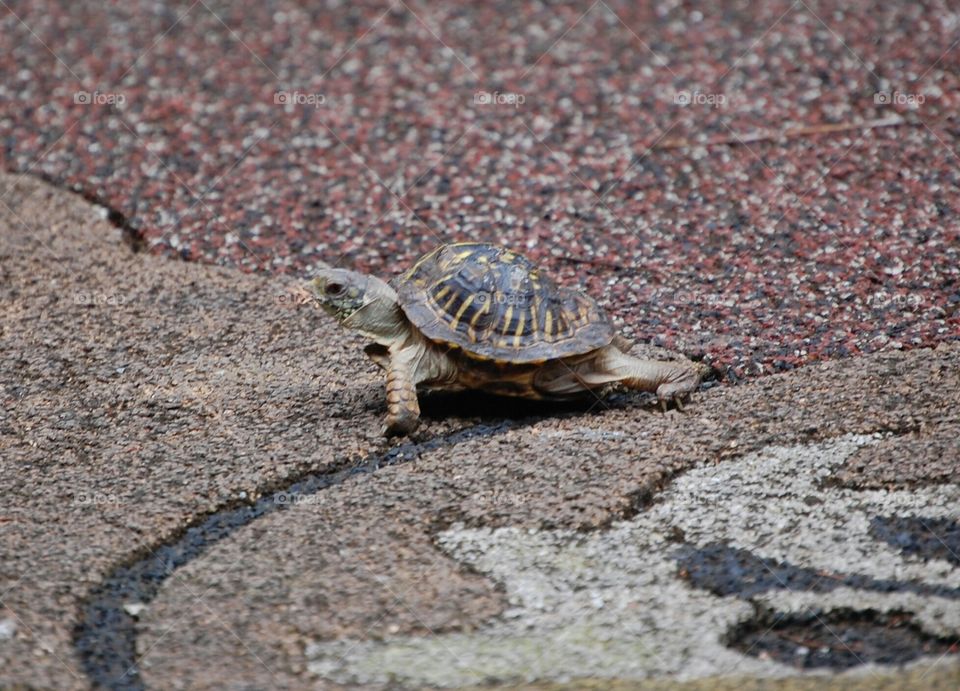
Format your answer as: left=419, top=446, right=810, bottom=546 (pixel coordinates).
left=325, top=282, right=345, bottom=297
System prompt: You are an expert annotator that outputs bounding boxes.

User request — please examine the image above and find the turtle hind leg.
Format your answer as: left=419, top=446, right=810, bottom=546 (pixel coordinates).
left=534, top=346, right=700, bottom=408
left=594, top=345, right=700, bottom=409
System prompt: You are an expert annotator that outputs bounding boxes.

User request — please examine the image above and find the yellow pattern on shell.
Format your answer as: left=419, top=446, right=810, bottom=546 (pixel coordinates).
left=449, top=294, right=476, bottom=331
left=512, top=309, right=525, bottom=347
left=501, top=305, right=514, bottom=335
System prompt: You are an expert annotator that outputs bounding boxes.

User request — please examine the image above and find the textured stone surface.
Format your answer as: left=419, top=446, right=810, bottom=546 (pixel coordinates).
left=1, top=0, right=958, bottom=378
left=830, top=425, right=960, bottom=489
left=3, top=59, right=960, bottom=686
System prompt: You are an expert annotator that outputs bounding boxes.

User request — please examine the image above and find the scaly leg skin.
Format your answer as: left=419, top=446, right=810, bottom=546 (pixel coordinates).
left=596, top=345, right=700, bottom=411
left=531, top=345, right=701, bottom=411
left=383, top=355, right=421, bottom=437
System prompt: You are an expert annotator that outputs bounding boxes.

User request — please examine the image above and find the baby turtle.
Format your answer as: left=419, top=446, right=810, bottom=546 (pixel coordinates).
left=305, top=242, right=700, bottom=436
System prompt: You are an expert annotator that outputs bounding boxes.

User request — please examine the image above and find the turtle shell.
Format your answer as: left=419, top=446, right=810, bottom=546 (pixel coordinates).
left=394, top=243, right=614, bottom=363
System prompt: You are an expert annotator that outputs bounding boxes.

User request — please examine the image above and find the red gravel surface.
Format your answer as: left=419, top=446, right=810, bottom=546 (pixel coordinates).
left=2, top=0, right=958, bottom=377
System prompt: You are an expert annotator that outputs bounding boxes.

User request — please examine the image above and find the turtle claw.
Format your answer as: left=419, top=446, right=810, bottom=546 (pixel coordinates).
left=657, top=393, right=689, bottom=413
left=655, top=371, right=698, bottom=414
left=383, top=414, right=420, bottom=438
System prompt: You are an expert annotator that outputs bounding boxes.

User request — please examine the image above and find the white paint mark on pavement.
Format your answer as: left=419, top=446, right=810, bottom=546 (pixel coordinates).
left=306, top=435, right=960, bottom=686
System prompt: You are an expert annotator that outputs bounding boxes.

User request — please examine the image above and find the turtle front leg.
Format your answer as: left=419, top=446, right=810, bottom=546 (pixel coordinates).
left=383, top=352, right=421, bottom=437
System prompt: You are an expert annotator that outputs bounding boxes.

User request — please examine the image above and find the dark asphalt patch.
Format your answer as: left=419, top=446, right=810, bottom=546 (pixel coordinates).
left=73, top=422, right=512, bottom=690
left=678, top=541, right=960, bottom=670
left=871, top=516, right=960, bottom=567
left=675, top=542, right=960, bottom=600
left=728, top=607, right=960, bottom=670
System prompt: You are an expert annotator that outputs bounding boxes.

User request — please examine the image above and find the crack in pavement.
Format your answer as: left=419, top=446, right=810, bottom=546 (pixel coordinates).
left=11, top=170, right=148, bottom=253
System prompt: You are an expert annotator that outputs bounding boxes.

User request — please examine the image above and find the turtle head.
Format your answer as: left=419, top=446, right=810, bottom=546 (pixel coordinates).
left=305, top=268, right=406, bottom=343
